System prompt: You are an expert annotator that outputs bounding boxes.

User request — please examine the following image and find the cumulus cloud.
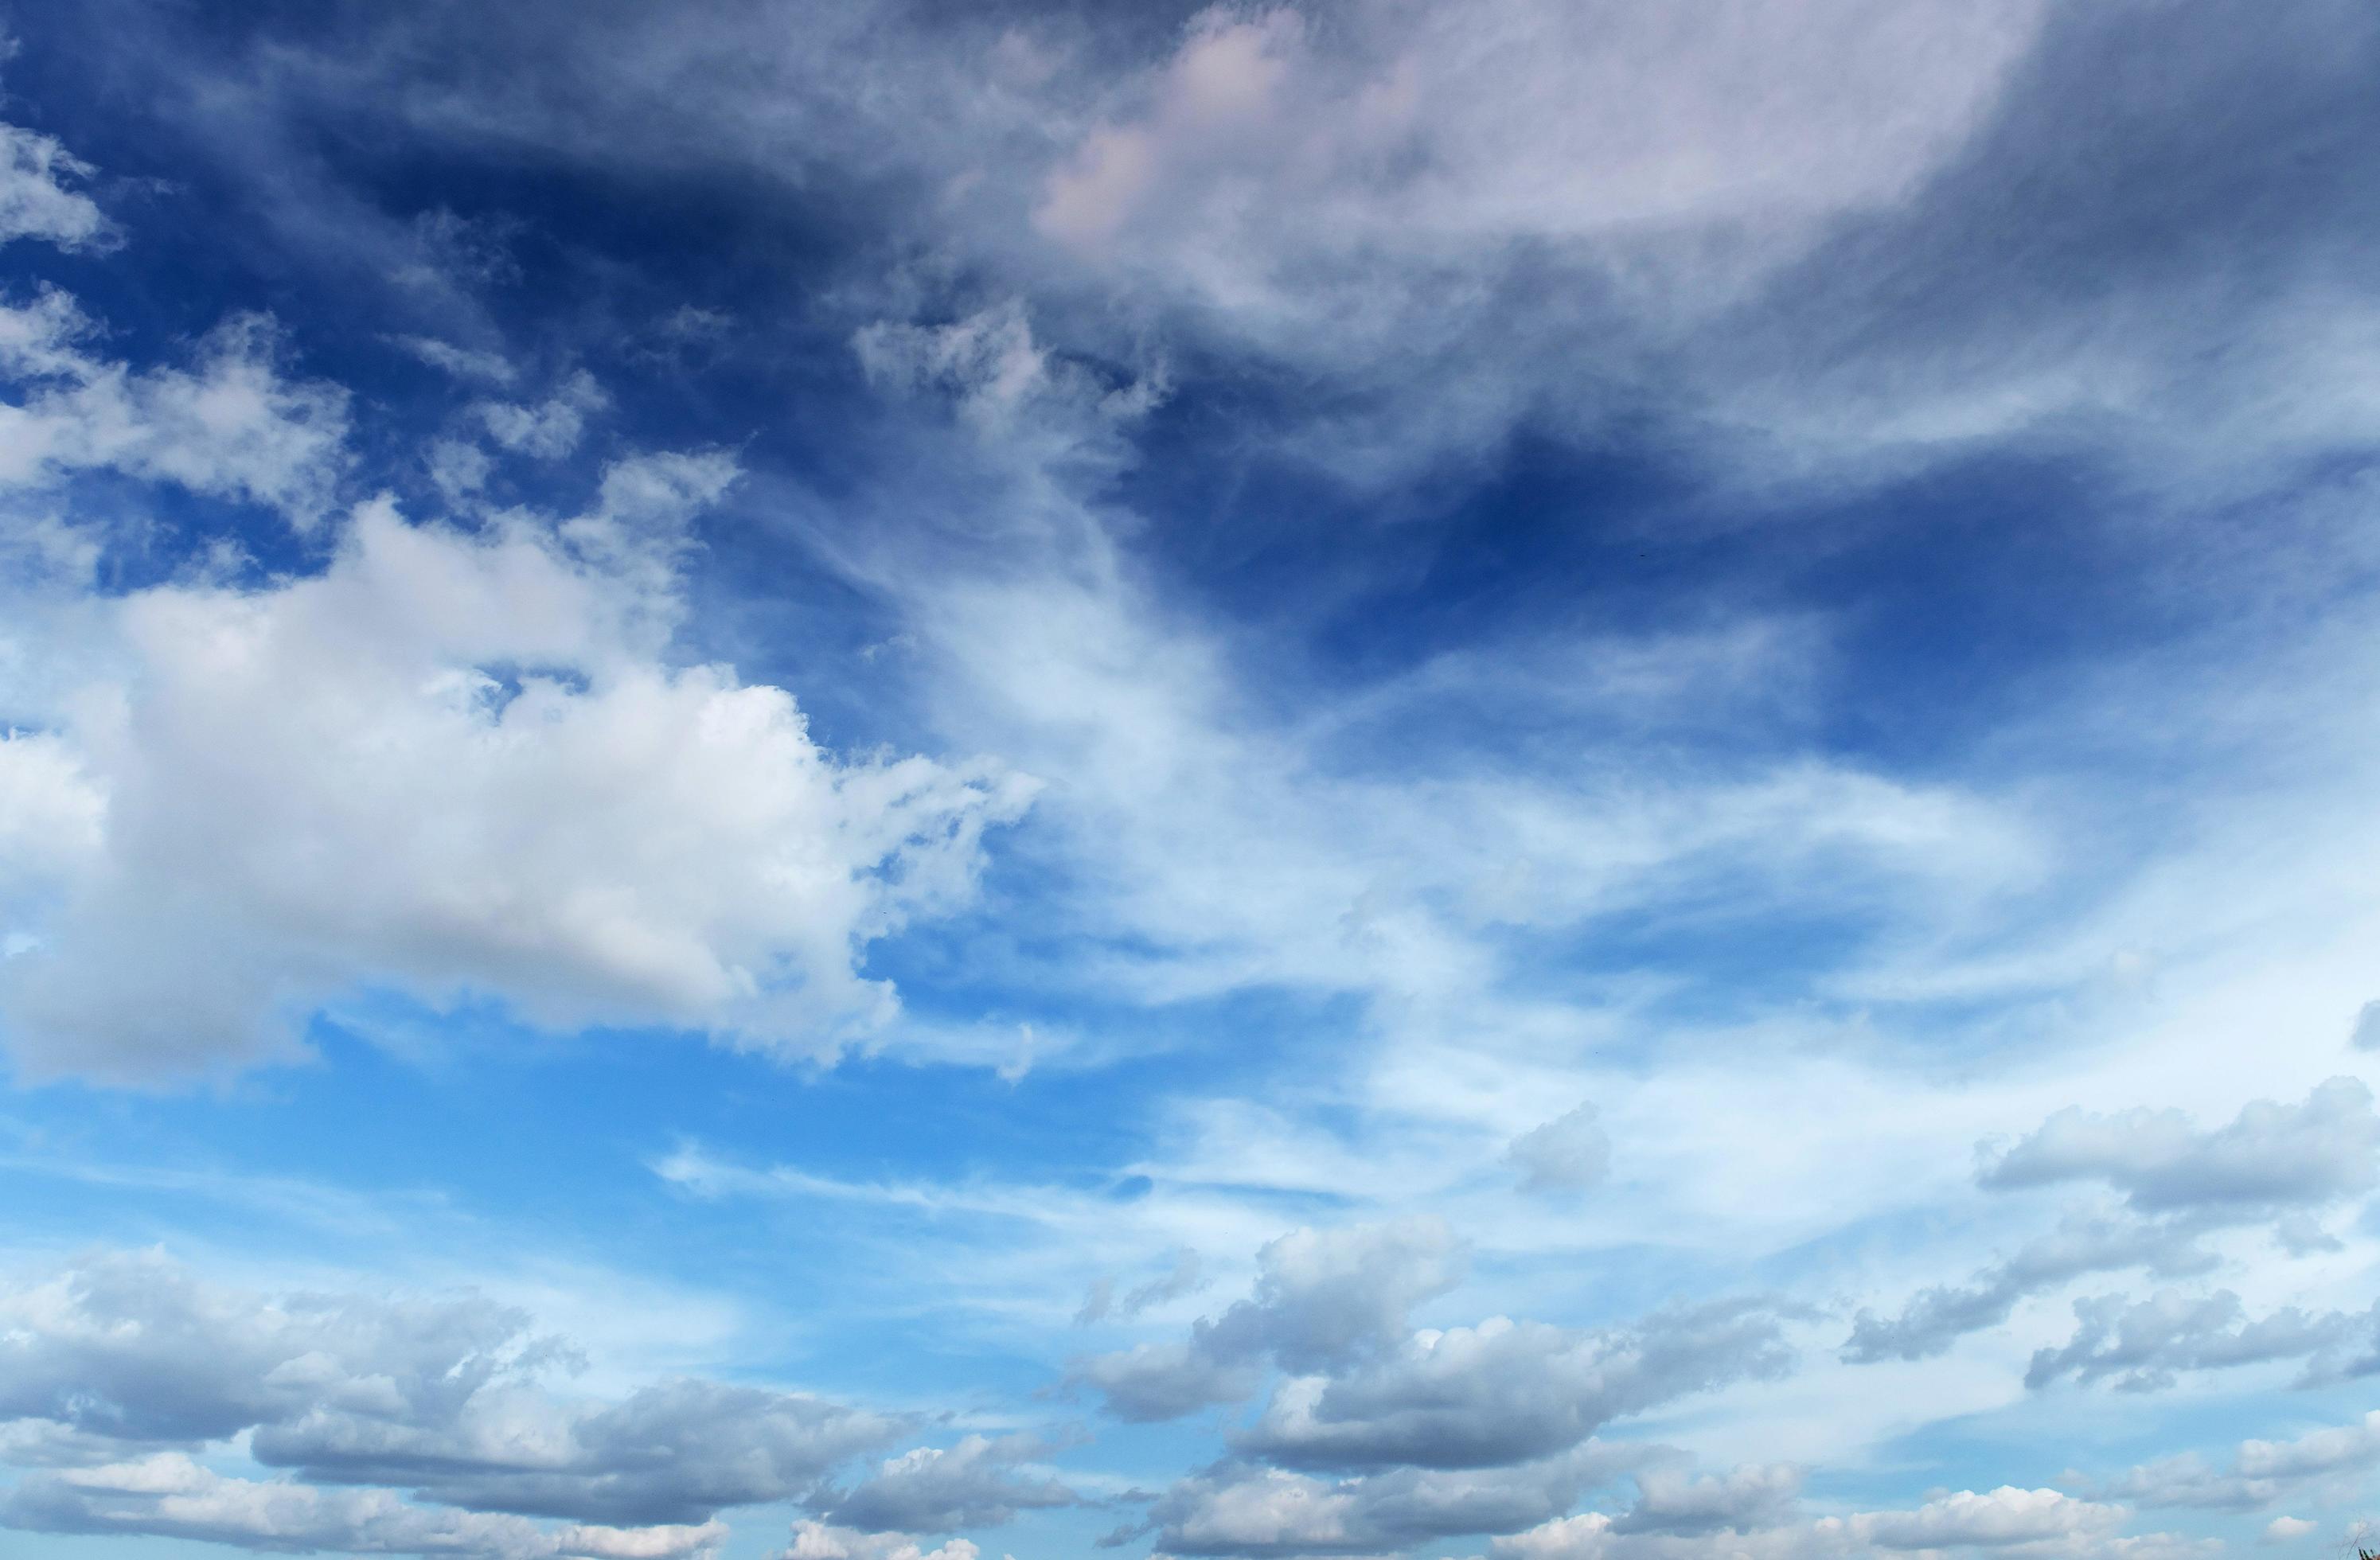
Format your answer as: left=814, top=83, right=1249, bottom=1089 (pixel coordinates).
left=1231, top=1300, right=1791, bottom=1473
left=1847, top=1080, right=2380, bottom=1364
left=0, top=429, right=1032, bottom=1079
left=1841, top=1485, right=2126, bottom=1550
left=2106, top=1411, right=2380, bottom=1513
left=0, top=289, right=349, bottom=524
left=780, top=1521, right=978, bottom=1560
left=1982, top=1078, right=2380, bottom=1213
left=1149, top=1445, right=1637, bottom=1558
left=0, top=1250, right=902, bottom=1528
left=0, top=114, right=111, bottom=250
left=810, top=1434, right=1076, bottom=1534
left=396, top=335, right=519, bottom=385
left=475, top=370, right=609, bottom=458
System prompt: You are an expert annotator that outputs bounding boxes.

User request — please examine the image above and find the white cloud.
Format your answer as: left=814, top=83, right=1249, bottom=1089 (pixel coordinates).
left=0, top=290, right=349, bottom=525
left=781, top=1521, right=979, bottom=1560
left=0, top=1249, right=903, bottom=1529
left=3, top=1454, right=728, bottom=1559
left=2351, top=1000, right=2380, bottom=1051
left=0, top=440, right=1032, bottom=1080
left=475, top=370, right=609, bottom=458
left=1984, top=1078, right=2380, bottom=1213
left=0, top=114, right=111, bottom=250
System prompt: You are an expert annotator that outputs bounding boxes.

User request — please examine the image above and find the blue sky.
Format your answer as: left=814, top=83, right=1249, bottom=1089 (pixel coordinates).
left=2, top=2, right=2379, bottom=1558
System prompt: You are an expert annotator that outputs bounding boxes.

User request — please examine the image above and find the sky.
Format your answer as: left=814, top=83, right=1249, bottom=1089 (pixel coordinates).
left=1, top=2, right=2378, bottom=1558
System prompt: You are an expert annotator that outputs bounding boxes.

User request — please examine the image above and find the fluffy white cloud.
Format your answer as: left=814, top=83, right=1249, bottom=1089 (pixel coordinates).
left=0, top=425, right=1032, bottom=1079
left=781, top=1522, right=978, bottom=1560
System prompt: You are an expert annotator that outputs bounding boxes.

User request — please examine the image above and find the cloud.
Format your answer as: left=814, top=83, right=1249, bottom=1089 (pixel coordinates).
left=1149, top=1445, right=1637, bottom=1558
left=1492, top=1484, right=2210, bottom=1560
left=1231, top=1299, right=1791, bottom=1474
left=810, top=1434, right=1076, bottom=1534
left=0, top=400, right=1032, bottom=1078
left=1843, top=1485, right=2126, bottom=1550
left=1982, top=1078, right=2380, bottom=1213
left=1508, top=1104, right=1610, bottom=1196
left=0, top=289, right=349, bottom=525
left=1078, top=1250, right=1206, bottom=1327
left=1841, top=1211, right=2217, bottom=1364
left=2105, top=1410, right=2380, bottom=1521
left=2352, top=1000, right=2380, bottom=1051
left=2025, top=1289, right=2380, bottom=1393
left=0, top=107, right=111, bottom=251
left=1846, top=1079, right=2380, bottom=1363
left=3, top=1455, right=728, bottom=1559
left=1071, top=1219, right=1463, bottom=1421
left=0, top=1250, right=902, bottom=1527
left=1608, top=1463, right=1801, bottom=1538
left=780, top=1522, right=978, bottom=1560
left=475, top=370, right=610, bottom=459
left=395, top=335, right=520, bottom=386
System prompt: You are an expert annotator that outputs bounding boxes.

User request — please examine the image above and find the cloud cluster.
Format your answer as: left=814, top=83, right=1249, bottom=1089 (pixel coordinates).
left=1067, top=1219, right=1800, bottom=1557
left=0, top=288, right=349, bottom=524
left=1846, top=1079, right=2380, bottom=1367
left=2106, top=1410, right=2380, bottom=1513
left=6, top=1455, right=728, bottom=1560
left=0, top=1250, right=900, bottom=1531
